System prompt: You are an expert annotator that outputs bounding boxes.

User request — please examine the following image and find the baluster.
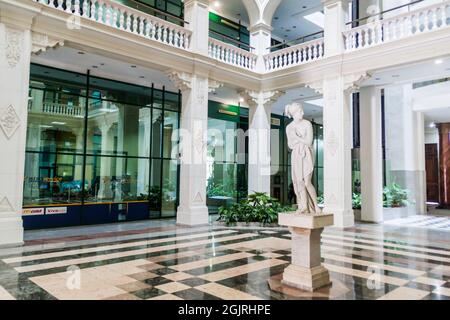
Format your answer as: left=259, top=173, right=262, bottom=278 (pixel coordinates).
left=185, top=35, right=190, bottom=49
left=431, top=7, right=438, bottom=30
left=149, top=22, right=155, bottom=39
left=97, top=1, right=104, bottom=23
left=352, top=32, right=357, bottom=50
left=157, top=24, right=162, bottom=41
left=91, top=0, right=97, bottom=20
left=139, top=16, right=144, bottom=35
left=311, top=44, right=316, bottom=60
left=112, top=8, right=118, bottom=28
left=125, top=12, right=132, bottom=31
left=174, top=31, right=180, bottom=47
left=73, top=0, right=80, bottom=15
left=119, top=9, right=125, bottom=29
left=105, top=5, right=111, bottom=26
left=82, top=0, right=89, bottom=17
left=168, top=29, right=174, bottom=45
left=404, top=16, right=412, bottom=37
left=237, top=52, right=241, bottom=66
left=144, top=19, right=150, bottom=37
left=162, top=27, right=168, bottom=43
left=56, top=0, right=64, bottom=9
left=423, top=11, right=429, bottom=32
left=65, top=0, right=72, bottom=13
left=132, top=14, right=138, bottom=34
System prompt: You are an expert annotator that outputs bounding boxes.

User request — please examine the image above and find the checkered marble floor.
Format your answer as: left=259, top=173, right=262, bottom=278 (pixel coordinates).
left=384, top=215, right=450, bottom=231
left=0, top=222, right=449, bottom=300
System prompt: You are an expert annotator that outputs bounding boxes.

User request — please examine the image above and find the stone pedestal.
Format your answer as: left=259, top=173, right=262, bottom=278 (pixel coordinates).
left=278, top=212, right=334, bottom=292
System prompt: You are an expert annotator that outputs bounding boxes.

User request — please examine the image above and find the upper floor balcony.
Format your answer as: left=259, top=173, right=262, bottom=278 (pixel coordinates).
left=14, top=0, right=450, bottom=74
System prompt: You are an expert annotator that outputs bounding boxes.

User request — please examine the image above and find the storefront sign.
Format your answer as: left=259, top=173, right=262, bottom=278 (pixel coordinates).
left=46, top=207, right=67, bottom=215
left=22, top=208, right=45, bottom=216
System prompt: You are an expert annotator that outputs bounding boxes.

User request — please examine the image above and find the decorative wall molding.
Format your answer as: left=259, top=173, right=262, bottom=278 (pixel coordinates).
left=5, top=28, right=23, bottom=68
left=0, top=196, right=14, bottom=213
left=326, top=130, right=339, bottom=157
left=0, top=105, right=21, bottom=139
left=31, top=32, right=64, bottom=54
left=208, top=80, right=223, bottom=93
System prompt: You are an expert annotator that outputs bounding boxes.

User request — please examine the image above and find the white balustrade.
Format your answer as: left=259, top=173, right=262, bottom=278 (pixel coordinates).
left=208, top=38, right=258, bottom=71
left=263, top=39, right=325, bottom=72
left=344, top=1, right=450, bottom=52
left=35, top=0, right=192, bottom=50
left=38, top=103, right=84, bottom=117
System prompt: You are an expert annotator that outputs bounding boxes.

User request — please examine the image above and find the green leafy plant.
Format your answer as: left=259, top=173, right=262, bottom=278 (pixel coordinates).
left=218, top=192, right=295, bottom=226
left=352, top=192, right=362, bottom=210
left=383, top=183, right=409, bottom=208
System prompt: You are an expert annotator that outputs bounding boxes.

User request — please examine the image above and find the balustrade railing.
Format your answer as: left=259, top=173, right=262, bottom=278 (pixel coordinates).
left=35, top=0, right=192, bottom=50
left=264, top=38, right=324, bottom=72
left=208, top=38, right=257, bottom=71
left=344, top=1, right=450, bottom=51
left=31, top=102, right=84, bottom=117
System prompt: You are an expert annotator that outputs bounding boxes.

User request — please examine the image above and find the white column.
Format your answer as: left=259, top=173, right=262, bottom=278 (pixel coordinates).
left=241, top=91, right=282, bottom=195
left=184, top=0, right=210, bottom=55
left=168, top=71, right=220, bottom=226
left=97, top=123, right=113, bottom=200
left=0, top=15, right=33, bottom=246
left=385, top=85, right=427, bottom=215
left=322, top=76, right=355, bottom=227
left=323, top=0, right=349, bottom=57
left=359, top=86, right=384, bottom=223
left=249, top=23, right=272, bottom=72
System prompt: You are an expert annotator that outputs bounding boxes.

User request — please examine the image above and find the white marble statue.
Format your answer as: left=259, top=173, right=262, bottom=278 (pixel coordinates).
left=285, top=103, right=322, bottom=214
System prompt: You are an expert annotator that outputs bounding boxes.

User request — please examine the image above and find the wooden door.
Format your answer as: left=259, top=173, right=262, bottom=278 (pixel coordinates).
left=425, top=144, right=439, bottom=203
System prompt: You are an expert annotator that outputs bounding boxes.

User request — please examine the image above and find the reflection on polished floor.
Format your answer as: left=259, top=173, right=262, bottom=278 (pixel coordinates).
left=0, top=218, right=449, bottom=300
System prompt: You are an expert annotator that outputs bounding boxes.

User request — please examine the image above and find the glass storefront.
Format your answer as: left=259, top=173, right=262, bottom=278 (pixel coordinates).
left=23, top=64, right=181, bottom=229
left=206, top=102, right=248, bottom=213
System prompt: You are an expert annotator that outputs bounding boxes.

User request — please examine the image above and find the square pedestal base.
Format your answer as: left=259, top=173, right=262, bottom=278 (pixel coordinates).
left=281, top=264, right=331, bottom=292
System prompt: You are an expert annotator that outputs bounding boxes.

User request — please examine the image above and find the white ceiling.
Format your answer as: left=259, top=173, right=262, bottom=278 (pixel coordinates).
left=31, top=46, right=177, bottom=91
left=271, top=0, right=324, bottom=42
left=362, top=56, right=450, bottom=87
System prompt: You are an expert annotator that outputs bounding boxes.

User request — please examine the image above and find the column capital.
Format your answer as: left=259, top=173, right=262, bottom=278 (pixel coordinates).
left=239, top=90, right=284, bottom=108
left=344, top=72, right=372, bottom=93
left=305, top=81, right=324, bottom=95
left=167, top=71, right=223, bottom=93
left=31, top=32, right=64, bottom=55
left=167, top=71, right=193, bottom=92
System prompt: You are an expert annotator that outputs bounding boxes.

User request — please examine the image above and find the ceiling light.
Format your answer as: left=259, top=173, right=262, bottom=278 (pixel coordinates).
left=435, top=59, right=443, bottom=65
left=51, top=121, right=66, bottom=125
left=304, top=12, right=325, bottom=29
left=429, top=122, right=436, bottom=128
left=213, top=1, right=220, bottom=8
left=239, top=97, right=244, bottom=103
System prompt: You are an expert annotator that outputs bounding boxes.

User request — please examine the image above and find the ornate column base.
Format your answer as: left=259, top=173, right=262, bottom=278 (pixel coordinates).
left=277, top=213, right=334, bottom=292
left=0, top=216, right=24, bottom=248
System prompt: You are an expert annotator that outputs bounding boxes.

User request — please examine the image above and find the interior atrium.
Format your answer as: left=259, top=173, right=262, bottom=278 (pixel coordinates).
left=0, top=0, right=450, bottom=302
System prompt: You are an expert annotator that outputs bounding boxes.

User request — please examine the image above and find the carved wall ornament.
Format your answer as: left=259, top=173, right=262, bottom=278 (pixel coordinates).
left=208, top=80, right=223, bottom=93
left=167, top=71, right=192, bottom=92
left=193, top=192, right=203, bottom=203
left=326, top=130, right=339, bottom=157
left=31, top=32, right=64, bottom=55
left=0, top=105, right=21, bottom=139
left=194, top=129, right=206, bottom=154
left=0, top=196, right=14, bottom=213
left=5, top=28, right=23, bottom=68
left=305, top=81, right=323, bottom=95
left=344, top=72, right=372, bottom=93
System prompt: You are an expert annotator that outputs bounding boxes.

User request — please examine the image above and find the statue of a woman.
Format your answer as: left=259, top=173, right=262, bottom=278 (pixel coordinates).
left=285, top=103, right=321, bottom=214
